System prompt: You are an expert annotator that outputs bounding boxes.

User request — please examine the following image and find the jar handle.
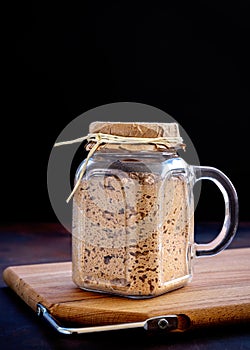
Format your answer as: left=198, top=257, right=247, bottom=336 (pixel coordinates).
left=192, top=166, right=238, bottom=257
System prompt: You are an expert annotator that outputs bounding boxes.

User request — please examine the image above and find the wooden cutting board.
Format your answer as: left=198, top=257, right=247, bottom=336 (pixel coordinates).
left=3, top=248, right=250, bottom=332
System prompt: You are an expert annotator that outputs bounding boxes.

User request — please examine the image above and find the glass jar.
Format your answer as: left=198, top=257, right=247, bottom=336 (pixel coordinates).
left=72, top=122, right=238, bottom=298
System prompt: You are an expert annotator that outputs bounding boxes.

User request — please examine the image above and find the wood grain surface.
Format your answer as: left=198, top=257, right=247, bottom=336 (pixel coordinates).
left=3, top=248, right=250, bottom=331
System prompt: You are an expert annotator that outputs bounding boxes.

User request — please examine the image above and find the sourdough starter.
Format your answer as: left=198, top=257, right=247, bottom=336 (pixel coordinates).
left=72, top=164, right=193, bottom=297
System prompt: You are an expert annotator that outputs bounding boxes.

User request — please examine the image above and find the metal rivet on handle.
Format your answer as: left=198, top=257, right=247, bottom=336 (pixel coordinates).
left=158, top=318, right=170, bottom=330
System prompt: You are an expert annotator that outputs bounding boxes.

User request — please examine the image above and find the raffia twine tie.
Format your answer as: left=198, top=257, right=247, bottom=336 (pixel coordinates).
left=54, top=132, right=185, bottom=203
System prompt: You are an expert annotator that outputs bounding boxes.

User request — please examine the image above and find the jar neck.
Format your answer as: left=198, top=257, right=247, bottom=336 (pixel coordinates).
left=94, top=146, right=178, bottom=158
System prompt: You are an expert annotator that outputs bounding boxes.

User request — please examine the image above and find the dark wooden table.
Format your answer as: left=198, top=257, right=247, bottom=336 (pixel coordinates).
left=0, top=222, right=249, bottom=349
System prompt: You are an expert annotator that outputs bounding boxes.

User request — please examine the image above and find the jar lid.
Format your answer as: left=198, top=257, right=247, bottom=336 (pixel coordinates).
left=89, top=122, right=181, bottom=139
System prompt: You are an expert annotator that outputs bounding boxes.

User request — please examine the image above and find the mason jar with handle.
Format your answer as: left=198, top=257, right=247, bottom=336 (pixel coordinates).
left=71, top=122, right=238, bottom=298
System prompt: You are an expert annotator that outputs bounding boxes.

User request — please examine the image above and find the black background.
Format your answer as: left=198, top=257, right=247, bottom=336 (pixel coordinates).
left=3, top=1, right=250, bottom=224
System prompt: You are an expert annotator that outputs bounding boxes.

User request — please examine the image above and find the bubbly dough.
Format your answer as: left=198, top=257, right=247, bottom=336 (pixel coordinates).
left=72, top=169, right=193, bottom=297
